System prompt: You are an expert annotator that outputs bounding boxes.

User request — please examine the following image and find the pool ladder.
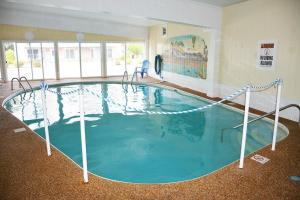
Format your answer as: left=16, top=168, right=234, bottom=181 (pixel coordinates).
left=11, top=77, right=33, bottom=92
left=121, top=71, right=129, bottom=92
left=121, top=71, right=138, bottom=93
left=221, top=104, right=300, bottom=142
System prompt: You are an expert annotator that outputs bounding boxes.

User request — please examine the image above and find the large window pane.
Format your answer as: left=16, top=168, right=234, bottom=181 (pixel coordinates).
left=3, top=42, right=18, bottom=80
left=106, top=43, right=125, bottom=76
left=42, top=43, right=56, bottom=79
left=126, top=43, right=145, bottom=75
left=17, top=43, right=32, bottom=79
left=81, top=43, right=101, bottom=77
left=30, top=43, right=43, bottom=79
left=58, top=43, right=80, bottom=78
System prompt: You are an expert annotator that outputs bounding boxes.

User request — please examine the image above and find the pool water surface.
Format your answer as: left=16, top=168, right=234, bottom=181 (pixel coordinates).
left=3, top=82, right=288, bottom=183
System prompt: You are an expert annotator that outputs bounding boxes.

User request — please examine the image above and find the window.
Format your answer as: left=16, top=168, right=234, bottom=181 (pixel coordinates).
left=107, top=48, right=112, bottom=58
left=30, top=43, right=43, bottom=79
left=17, top=43, right=32, bottom=79
left=2, top=40, right=147, bottom=81
left=42, top=42, right=56, bottom=79
left=106, top=43, right=125, bottom=76
left=65, top=48, right=75, bottom=59
left=126, top=42, right=146, bottom=74
left=81, top=43, right=101, bottom=77
left=58, top=43, right=80, bottom=78
left=3, top=42, right=18, bottom=80
left=27, top=48, right=39, bottom=60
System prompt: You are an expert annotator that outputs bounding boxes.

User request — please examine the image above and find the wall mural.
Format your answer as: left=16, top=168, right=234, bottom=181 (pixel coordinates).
left=162, top=34, right=208, bottom=79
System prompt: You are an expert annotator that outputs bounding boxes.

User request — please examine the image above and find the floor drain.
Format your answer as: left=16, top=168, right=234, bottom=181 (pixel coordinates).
left=251, top=154, right=270, bottom=164
left=13, top=128, right=26, bottom=133
left=289, top=176, right=300, bottom=182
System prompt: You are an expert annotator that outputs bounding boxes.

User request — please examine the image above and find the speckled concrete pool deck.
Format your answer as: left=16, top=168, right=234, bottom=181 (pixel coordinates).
left=0, top=77, right=299, bottom=200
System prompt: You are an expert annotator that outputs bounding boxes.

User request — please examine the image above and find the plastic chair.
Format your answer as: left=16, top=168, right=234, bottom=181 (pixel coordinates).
left=135, top=60, right=150, bottom=78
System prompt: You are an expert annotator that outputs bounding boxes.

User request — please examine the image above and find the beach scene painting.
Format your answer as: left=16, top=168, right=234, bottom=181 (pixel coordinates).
left=162, top=34, right=208, bottom=79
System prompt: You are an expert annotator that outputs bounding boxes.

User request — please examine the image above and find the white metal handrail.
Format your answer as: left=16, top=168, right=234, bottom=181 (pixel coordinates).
left=39, top=78, right=283, bottom=183
left=11, top=77, right=33, bottom=92
left=239, top=78, right=282, bottom=168
left=19, top=76, right=33, bottom=91
left=11, top=77, right=25, bottom=91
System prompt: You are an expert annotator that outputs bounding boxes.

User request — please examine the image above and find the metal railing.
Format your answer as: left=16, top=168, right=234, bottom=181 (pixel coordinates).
left=232, top=104, right=300, bottom=129
left=131, top=69, right=138, bottom=85
left=238, top=78, right=282, bottom=168
left=122, top=70, right=128, bottom=84
left=11, top=77, right=33, bottom=92
left=221, top=104, right=300, bottom=142
left=11, top=78, right=25, bottom=91
left=38, top=78, right=284, bottom=183
left=19, top=76, right=33, bottom=91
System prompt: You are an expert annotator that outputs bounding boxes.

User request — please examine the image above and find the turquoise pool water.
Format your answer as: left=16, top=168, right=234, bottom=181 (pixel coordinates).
left=3, top=82, right=288, bottom=184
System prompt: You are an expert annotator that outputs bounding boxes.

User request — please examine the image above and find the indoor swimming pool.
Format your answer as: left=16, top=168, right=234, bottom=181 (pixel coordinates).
left=3, top=82, right=288, bottom=184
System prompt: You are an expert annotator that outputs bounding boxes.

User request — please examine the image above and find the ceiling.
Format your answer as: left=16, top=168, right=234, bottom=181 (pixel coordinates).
left=0, top=0, right=249, bottom=29
left=191, top=0, right=248, bottom=7
left=0, top=0, right=162, bottom=27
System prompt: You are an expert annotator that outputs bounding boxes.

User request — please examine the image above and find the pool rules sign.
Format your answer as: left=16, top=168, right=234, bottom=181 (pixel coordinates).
left=257, top=40, right=277, bottom=69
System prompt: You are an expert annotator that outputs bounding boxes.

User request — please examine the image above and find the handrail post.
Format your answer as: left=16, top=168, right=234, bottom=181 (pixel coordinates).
left=20, top=76, right=33, bottom=91
left=272, top=79, right=282, bottom=151
left=239, top=86, right=251, bottom=168
left=40, top=82, right=51, bottom=156
left=79, top=87, right=88, bottom=183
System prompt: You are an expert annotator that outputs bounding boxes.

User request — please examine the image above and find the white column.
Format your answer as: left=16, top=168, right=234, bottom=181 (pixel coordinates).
left=41, top=86, right=51, bottom=156
left=79, top=42, right=82, bottom=78
left=54, top=42, right=60, bottom=80
left=206, top=29, right=221, bottom=97
left=239, top=87, right=251, bottom=169
left=40, top=43, right=45, bottom=80
left=271, top=80, right=282, bottom=151
left=0, top=42, right=6, bottom=82
left=101, top=43, right=107, bottom=77
left=79, top=88, right=88, bottom=183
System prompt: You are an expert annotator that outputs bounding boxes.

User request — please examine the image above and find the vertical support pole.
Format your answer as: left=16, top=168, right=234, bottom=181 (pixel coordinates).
left=239, top=87, right=251, bottom=169
left=101, top=43, right=107, bottom=77
left=40, top=43, right=45, bottom=80
left=54, top=42, right=60, bottom=80
left=29, top=42, right=33, bottom=79
left=79, top=87, right=88, bottom=183
left=79, top=42, right=82, bottom=78
left=272, top=80, right=282, bottom=151
left=15, top=43, right=20, bottom=80
left=41, top=83, right=51, bottom=156
left=125, top=43, right=127, bottom=72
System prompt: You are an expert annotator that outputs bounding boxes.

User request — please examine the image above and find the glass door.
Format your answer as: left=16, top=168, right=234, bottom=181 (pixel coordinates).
left=17, top=43, right=32, bottom=79
left=126, top=42, right=146, bottom=75
left=106, top=43, right=125, bottom=76
left=42, top=42, right=56, bottom=79
left=30, top=43, right=43, bottom=79
left=3, top=42, right=18, bottom=80
left=81, top=43, right=101, bottom=77
left=58, top=42, right=80, bottom=78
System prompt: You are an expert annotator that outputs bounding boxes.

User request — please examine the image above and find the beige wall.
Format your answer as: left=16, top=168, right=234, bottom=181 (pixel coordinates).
left=0, top=24, right=144, bottom=42
left=148, top=23, right=217, bottom=94
left=220, top=0, right=300, bottom=100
